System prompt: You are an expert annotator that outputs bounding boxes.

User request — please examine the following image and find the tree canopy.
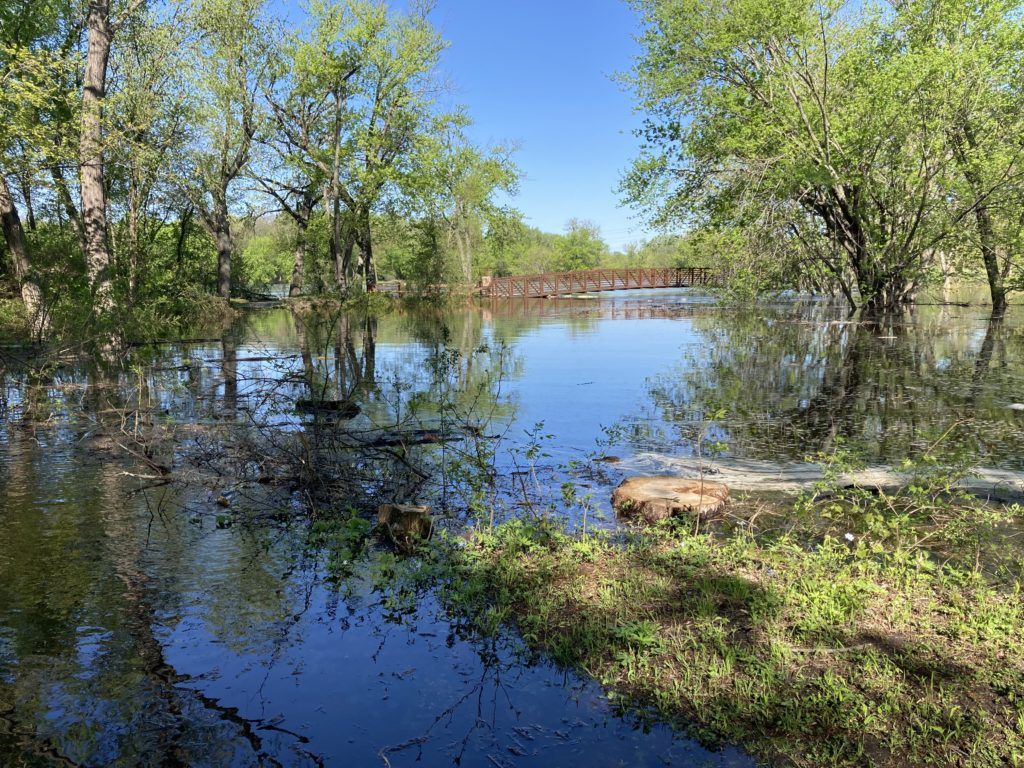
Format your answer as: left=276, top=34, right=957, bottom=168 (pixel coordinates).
left=623, top=0, right=1024, bottom=312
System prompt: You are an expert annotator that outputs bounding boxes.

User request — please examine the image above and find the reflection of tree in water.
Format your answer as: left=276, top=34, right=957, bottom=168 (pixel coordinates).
left=1, top=303, right=724, bottom=768
left=0, top=424, right=324, bottom=766
left=224, top=308, right=522, bottom=517
left=635, top=308, right=1024, bottom=466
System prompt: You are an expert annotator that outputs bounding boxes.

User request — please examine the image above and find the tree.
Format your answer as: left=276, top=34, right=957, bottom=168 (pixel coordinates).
left=107, top=5, right=191, bottom=302
left=261, top=0, right=373, bottom=294
left=432, top=134, right=518, bottom=285
left=623, top=0, right=1020, bottom=312
left=904, top=0, right=1024, bottom=314
left=340, top=1, right=447, bottom=292
left=263, top=1, right=449, bottom=294
left=0, top=175, right=44, bottom=332
left=554, top=218, right=607, bottom=272
left=179, top=0, right=268, bottom=300
left=404, top=119, right=519, bottom=285
left=79, top=0, right=147, bottom=311
left=0, top=2, right=79, bottom=330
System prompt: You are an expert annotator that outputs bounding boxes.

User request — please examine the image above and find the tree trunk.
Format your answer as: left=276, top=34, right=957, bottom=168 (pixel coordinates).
left=80, top=1, right=114, bottom=311
left=338, top=226, right=356, bottom=293
left=459, top=228, right=472, bottom=285
left=216, top=221, right=232, bottom=300
left=0, top=175, right=46, bottom=335
left=358, top=210, right=376, bottom=292
left=284, top=196, right=314, bottom=298
left=323, top=186, right=348, bottom=292
left=455, top=201, right=473, bottom=284
left=127, top=168, right=142, bottom=302
left=174, top=207, right=192, bottom=269
left=953, top=121, right=1007, bottom=315
left=51, top=164, right=86, bottom=253
left=198, top=191, right=234, bottom=300
left=973, top=202, right=1005, bottom=315
left=17, top=173, right=36, bottom=231
left=289, top=225, right=306, bottom=298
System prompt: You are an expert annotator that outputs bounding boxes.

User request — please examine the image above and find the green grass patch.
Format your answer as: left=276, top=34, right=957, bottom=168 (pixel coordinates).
left=421, top=454, right=1024, bottom=768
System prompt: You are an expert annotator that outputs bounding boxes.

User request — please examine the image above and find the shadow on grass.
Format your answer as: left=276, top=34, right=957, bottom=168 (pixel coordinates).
left=449, top=522, right=1024, bottom=768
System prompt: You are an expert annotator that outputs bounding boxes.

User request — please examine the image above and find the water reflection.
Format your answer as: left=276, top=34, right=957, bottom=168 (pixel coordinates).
left=629, top=305, right=1024, bottom=467
left=2, top=293, right=1023, bottom=765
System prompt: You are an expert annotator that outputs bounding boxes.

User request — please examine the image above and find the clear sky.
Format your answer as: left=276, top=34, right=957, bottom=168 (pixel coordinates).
left=431, top=0, right=651, bottom=250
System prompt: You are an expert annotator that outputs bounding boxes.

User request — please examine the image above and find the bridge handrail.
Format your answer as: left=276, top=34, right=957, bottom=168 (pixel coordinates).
left=478, top=266, right=717, bottom=298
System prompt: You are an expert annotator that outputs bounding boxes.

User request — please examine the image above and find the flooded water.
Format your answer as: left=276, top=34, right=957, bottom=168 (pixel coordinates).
left=2, top=291, right=1022, bottom=766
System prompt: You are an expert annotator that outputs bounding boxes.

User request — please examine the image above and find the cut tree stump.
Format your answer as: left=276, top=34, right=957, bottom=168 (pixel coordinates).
left=612, top=476, right=729, bottom=525
left=377, top=504, right=434, bottom=549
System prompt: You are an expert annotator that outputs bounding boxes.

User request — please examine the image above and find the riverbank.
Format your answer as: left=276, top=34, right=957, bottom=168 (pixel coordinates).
left=438, top=467, right=1024, bottom=767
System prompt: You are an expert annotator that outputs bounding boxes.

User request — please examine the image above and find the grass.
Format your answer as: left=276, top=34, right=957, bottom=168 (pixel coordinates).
left=409, top=455, right=1024, bottom=768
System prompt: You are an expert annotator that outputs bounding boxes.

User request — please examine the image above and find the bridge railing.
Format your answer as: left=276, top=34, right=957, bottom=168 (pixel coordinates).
left=478, top=267, right=716, bottom=299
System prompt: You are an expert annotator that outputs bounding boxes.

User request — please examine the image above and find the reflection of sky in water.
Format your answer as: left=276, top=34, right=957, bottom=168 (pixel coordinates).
left=505, top=316, right=702, bottom=462
left=161, top=552, right=750, bottom=766
left=3, top=292, right=1024, bottom=765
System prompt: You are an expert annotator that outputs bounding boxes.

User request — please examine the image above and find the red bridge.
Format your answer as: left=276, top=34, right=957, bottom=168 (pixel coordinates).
left=477, top=267, right=717, bottom=299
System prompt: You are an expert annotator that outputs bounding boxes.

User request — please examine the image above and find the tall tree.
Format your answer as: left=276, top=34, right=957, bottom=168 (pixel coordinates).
left=622, top=0, right=1016, bottom=312
left=265, top=0, right=447, bottom=293
left=342, top=2, right=447, bottom=291
left=180, top=0, right=268, bottom=300
left=416, top=126, right=519, bottom=284
left=107, top=5, right=191, bottom=302
left=263, top=0, right=378, bottom=293
left=79, top=0, right=146, bottom=311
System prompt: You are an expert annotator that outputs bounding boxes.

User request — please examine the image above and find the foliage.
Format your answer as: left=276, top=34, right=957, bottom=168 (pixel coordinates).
left=429, top=454, right=1024, bottom=767
left=237, top=228, right=294, bottom=290
left=0, top=297, right=28, bottom=340
left=553, top=218, right=608, bottom=272
left=623, top=0, right=1024, bottom=311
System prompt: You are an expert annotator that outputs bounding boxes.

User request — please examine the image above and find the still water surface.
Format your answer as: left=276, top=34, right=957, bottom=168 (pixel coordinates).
left=2, top=291, right=1022, bottom=766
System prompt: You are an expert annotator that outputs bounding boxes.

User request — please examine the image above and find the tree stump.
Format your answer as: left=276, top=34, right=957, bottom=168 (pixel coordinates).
left=611, top=476, right=729, bottom=525
left=377, top=504, right=434, bottom=550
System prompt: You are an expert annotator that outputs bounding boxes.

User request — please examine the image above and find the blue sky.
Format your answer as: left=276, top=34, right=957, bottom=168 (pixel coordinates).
left=432, top=0, right=651, bottom=250
left=272, top=1, right=652, bottom=250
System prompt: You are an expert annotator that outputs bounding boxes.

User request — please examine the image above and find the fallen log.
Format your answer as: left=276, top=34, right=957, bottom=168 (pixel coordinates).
left=614, top=454, right=1024, bottom=503
left=295, top=398, right=360, bottom=418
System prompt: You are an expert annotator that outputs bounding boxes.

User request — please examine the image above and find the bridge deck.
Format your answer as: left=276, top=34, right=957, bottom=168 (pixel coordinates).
left=478, top=267, right=716, bottom=299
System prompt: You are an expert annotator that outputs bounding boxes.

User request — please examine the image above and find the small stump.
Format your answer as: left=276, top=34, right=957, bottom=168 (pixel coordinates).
left=612, top=476, right=729, bottom=525
left=377, top=504, right=434, bottom=550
